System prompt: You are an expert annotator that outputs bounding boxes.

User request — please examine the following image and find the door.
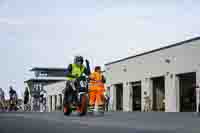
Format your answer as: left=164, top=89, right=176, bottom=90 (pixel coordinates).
left=116, top=84, right=123, bottom=111
left=179, top=72, right=196, bottom=112
left=132, top=81, right=141, bottom=111
left=152, top=77, right=165, bottom=111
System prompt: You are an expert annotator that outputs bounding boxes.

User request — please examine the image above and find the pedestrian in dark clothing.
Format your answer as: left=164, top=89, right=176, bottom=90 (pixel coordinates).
left=105, top=94, right=110, bottom=112
left=24, top=87, right=29, bottom=104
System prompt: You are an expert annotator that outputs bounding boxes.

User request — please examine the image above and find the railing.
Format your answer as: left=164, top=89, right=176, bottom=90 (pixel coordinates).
left=24, top=104, right=31, bottom=112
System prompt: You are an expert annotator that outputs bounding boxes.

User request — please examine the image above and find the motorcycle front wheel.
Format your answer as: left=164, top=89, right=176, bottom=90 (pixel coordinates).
left=79, top=95, right=88, bottom=116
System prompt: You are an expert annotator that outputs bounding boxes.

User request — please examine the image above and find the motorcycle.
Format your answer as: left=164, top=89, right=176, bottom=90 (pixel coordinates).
left=0, top=97, right=6, bottom=112
left=40, top=94, right=47, bottom=112
left=63, top=75, right=89, bottom=116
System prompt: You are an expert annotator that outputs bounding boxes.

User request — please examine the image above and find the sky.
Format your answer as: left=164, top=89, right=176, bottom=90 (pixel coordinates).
left=0, top=0, right=200, bottom=99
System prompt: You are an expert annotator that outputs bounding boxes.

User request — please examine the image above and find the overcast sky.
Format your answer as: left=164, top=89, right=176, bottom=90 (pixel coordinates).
left=0, top=0, right=200, bottom=98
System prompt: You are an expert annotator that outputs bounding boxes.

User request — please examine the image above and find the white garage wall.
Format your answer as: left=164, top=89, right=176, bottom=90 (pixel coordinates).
left=105, top=39, right=200, bottom=112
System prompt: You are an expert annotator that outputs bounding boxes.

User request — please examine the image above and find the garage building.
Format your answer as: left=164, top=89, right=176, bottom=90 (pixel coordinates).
left=104, top=37, right=200, bottom=112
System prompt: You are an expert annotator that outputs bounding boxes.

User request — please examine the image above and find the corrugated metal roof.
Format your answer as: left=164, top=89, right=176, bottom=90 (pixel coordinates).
left=105, top=36, right=200, bottom=66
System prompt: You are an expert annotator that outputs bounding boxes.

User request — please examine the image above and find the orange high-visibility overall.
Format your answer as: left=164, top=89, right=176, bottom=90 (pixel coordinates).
left=88, top=72, right=105, bottom=112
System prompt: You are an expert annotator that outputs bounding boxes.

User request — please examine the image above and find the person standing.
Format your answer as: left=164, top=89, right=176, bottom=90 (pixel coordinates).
left=0, top=88, right=5, bottom=112
left=88, top=66, right=106, bottom=114
left=9, top=86, right=18, bottom=111
left=40, top=90, right=47, bottom=112
left=104, top=93, right=110, bottom=112
left=24, top=87, right=29, bottom=105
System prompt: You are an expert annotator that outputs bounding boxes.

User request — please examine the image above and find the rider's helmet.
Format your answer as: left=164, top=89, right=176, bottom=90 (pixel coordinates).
left=9, top=86, right=14, bottom=90
left=9, top=86, right=16, bottom=96
left=74, top=56, right=84, bottom=66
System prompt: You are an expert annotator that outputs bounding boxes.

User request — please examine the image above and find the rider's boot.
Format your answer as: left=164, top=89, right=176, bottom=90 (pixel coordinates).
left=94, top=93, right=105, bottom=116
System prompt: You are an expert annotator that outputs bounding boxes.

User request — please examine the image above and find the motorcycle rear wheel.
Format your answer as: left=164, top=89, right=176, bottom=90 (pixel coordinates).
left=63, top=104, right=71, bottom=116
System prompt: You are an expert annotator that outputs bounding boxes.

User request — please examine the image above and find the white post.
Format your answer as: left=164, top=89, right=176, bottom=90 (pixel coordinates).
left=123, top=82, right=131, bottom=112
left=175, top=76, right=180, bottom=112
left=149, top=79, right=153, bottom=110
left=60, top=94, right=63, bottom=111
left=165, top=74, right=179, bottom=112
left=165, top=74, right=170, bottom=112
left=141, top=78, right=153, bottom=112
left=129, top=83, right=133, bottom=112
left=61, top=94, right=64, bottom=103
left=110, top=85, right=116, bottom=111
left=196, top=71, right=200, bottom=112
left=48, top=96, right=52, bottom=112
left=141, top=79, right=146, bottom=112
left=56, top=94, right=61, bottom=111
left=52, top=95, right=56, bottom=112
left=196, top=87, right=200, bottom=112
left=165, top=74, right=177, bottom=112
left=31, top=97, right=34, bottom=111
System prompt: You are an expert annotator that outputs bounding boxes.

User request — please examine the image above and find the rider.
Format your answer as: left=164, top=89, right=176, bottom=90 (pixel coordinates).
left=104, top=92, right=110, bottom=112
left=9, top=86, right=18, bottom=110
left=24, top=87, right=29, bottom=105
left=0, top=88, right=5, bottom=112
left=40, top=89, right=47, bottom=112
left=88, top=66, right=106, bottom=114
left=9, top=86, right=18, bottom=99
left=63, top=56, right=91, bottom=113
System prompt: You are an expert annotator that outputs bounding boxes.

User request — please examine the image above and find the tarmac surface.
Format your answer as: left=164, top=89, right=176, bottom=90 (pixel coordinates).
left=0, top=112, right=200, bottom=133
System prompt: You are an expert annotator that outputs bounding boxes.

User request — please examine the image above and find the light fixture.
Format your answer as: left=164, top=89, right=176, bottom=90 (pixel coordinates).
left=165, top=59, right=171, bottom=64
left=122, top=65, right=127, bottom=72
